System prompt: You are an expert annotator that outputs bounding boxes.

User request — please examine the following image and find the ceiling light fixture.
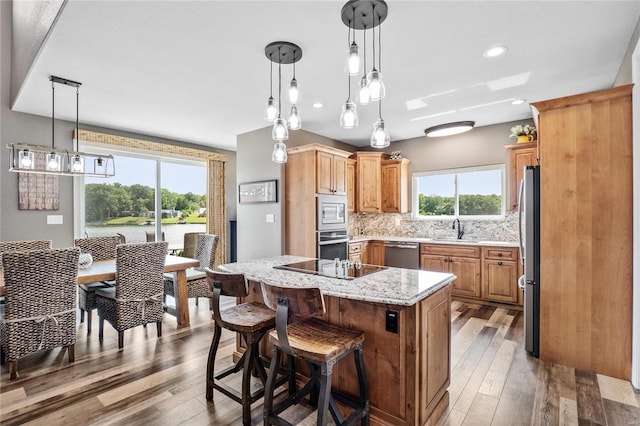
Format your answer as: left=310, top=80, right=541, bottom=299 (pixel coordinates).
left=424, top=121, right=475, bottom=138
left=7, top=76, right=115, bottom=177
left=341, top=0, right=389, bottom=147
left=483, top=45, right=507, bottom=58
left=512, top=99, right=526, bottom=105
left=265, top=41, right=302, bottom=163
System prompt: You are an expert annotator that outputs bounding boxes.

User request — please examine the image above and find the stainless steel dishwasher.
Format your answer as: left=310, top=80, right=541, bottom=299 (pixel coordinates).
left=384, top=241, right=420, bottom=269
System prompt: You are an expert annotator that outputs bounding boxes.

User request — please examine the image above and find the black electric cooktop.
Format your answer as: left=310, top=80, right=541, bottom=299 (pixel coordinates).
left=274, top=259, right=387, bottom=280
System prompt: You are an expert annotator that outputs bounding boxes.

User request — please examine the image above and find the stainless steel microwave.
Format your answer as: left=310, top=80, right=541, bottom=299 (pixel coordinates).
left=317, top=195, right=348, bottom=231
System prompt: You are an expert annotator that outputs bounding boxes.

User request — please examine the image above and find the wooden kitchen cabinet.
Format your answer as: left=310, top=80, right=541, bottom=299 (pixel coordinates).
left=481, top=247, right=519, bottom=304
left=316, top=150, right=348, bottom=195
left=346, top=158, right=356, bottom=213
left=381, top=158, right=410, bottom=213
left=366, top=240, right=385, bottom=266
left=348, top=241, right=363, bottom=264
left=353, top=152, right=388, bottom=213
left=420, top=244, right=481, bottom=299
left=505, top=142, right=538, bottom=210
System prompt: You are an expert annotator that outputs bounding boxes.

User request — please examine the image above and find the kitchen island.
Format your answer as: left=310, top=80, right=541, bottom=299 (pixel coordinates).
left=220, top=255, right=456, bottom=426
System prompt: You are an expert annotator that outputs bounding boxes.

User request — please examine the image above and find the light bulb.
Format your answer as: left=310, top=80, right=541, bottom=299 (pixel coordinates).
left=346, top=42, right=361, bottom=75
left=370, top=119, right=390, bottom=148
left=366, top=69, right=386, bottom=101
left=288, top=105, right=301, bottom=130
left=71, top=154, right=84, bottom=172
left=272, top=116, right=289, bottom=141
left=46, top=152, right=61, bottom=171
left=272, top=142, right=288, bottom=163
left=339, top=100, right=358, bottom=129
left=289, top=78, right=299, bottom=104
left=358, top=76, right=370, bottom=105
left=264, top=96, right=278, bottom=122
left=19, top=149, right=34, bottom=169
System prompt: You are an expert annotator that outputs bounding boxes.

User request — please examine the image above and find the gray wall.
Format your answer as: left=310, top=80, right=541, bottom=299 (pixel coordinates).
left=1, top=0, right=237, bottom=255
left=236, top=127, right=353, bottom=261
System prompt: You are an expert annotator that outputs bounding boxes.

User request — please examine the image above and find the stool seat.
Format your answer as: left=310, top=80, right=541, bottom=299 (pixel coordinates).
left=220, top=302, right=276, bottom=333
left=269, top=318, right=364, bottom=363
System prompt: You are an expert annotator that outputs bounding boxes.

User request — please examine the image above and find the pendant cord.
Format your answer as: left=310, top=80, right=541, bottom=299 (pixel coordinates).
left=371, top=4, right=376, bottom=71
left=76, top=86, right=80, bottom=151
left=378, top=12, right=382, bottom=71
left=347, top=20, right=352, bottom=99
left=51, top=80, right=55, bottom=149
left=278, top=47, right=282, bottom=116
left=269, top=54, right=274, bottom=97
left=293, top=50, right=296, bottom=79
left=363, top=25, right=367, bottom=77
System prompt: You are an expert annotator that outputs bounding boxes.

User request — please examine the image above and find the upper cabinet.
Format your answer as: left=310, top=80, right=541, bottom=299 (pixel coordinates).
left=381, top=158, right=411, bottom=213
left=354, top=152, right=386, bottom=213
left=316, top=150, right=348, bottom=195
left=505, top=142, right=538, bottom=211
left=346, top=158, right=356, bottom=213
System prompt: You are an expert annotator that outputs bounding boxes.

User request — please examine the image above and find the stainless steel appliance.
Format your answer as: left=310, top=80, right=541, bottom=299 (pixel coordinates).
left=384, top=241, right=420, bottom=269
left=274, top=259, right=387, bottom=280
left=518, top=165, right=540, bottom=357
left=317, top=230, right=348, bottom=261
left=317, top=195, right=348, bottom=231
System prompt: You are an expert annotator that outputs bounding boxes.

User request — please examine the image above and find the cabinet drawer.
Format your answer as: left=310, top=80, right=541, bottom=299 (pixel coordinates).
left=483, top=247, right=518, bottom=261
left=348, top=242, right=363, bottom=254
left=420, top=244, right=480, bottom=258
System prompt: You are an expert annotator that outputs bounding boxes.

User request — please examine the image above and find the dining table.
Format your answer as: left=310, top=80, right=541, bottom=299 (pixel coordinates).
left=0, top=254, right=200, bottom=328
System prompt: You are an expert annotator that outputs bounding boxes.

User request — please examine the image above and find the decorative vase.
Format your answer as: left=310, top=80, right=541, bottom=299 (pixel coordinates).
left=517, top=135, right=533, bottom=143
left=78, top=252, right=93, bottom=269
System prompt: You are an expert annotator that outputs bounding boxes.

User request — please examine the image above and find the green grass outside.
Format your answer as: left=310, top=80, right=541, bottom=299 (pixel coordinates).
left=101, top=214, right=206, bottom=226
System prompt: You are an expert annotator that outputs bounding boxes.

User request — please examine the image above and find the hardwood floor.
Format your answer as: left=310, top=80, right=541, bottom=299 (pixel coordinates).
left=1, top=298, right=639, bottom=425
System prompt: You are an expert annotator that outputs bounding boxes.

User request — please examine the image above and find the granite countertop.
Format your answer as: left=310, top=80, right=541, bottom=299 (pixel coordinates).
left=219, top=255, right=456, bottom=306
left=348, top=235, right=519, bottom=248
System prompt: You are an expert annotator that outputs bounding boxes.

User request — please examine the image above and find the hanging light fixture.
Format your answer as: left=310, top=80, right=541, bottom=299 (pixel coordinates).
left=358, top=24, right=370, bottom=105
left=264, top=41, right=302, bottom=163
left=371, top=99, right=390, bottom=148
left=7, top=76, right=115, bottom=177
left=366, top=3, right=386, bottom=102
left=264, top=54, right=278, bottom=122
left=340, top=18, right=359, bottom=129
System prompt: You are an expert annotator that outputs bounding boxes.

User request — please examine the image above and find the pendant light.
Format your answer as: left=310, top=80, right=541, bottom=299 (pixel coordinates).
left=345, top=9, right=361, bottom=75
left=366, top=4, right=385, bottom=102
left=340, top=18, right=359, bottom=129
left=358, top=26, right=370, bottom=105
left=46, top=80, right=63, bottom=171
left=264, top=41, right=302, bottom=163
left=370, top=99, right=390, bottom=148
left=264, top=55, right=278, bottom=122
left=70, top=84, right=84, bottom=172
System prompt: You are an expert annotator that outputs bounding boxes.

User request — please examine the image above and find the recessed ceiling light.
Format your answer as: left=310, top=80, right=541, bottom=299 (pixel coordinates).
left=313, top=102, right=324, bottom=108
left=483, top=46, right=507, bottom=58
left=512, top=99, right=526, bottom=105
left=424, top=121, right=475, bottom=138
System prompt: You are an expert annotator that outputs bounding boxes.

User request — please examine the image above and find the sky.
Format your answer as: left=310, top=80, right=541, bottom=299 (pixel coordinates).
left=86, top=155, right=206, bottom=195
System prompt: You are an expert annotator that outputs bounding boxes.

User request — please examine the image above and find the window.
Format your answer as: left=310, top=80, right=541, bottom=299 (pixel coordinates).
left=412, top=164, right=505, bottom=219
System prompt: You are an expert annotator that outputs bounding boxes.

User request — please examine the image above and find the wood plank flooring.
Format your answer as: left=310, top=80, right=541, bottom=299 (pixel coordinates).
left=1, top=298, right=639, bottom=425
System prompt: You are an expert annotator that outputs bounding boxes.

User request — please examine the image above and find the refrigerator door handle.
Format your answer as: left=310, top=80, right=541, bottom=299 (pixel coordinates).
left=518, top=177, right=525, bottom=264
left=518, top=274, right=526, bottom=290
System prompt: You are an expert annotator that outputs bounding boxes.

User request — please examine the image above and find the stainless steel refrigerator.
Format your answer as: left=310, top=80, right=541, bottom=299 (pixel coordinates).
left=518, top=165, right=540, bottom=357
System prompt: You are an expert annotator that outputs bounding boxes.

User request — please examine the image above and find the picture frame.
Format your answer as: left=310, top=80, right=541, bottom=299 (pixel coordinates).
left=238, top=179, right=278, bottom=204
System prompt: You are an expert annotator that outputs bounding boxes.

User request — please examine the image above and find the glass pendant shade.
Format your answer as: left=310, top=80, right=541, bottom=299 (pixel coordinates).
left=272, top=142, right=288, bottom=163
left=288, top=78, right=299, bottom=104
left=289, top=105, right=301, bottom=130
left=346, top=42, right=361, bottom=75
left=19, top=149, right=34, bottom=169
left=71, top=154, right=84, bottom=172
left=366, top=69, right=385, bottom=101
left=358, top=76, right=370, bottom=105
left=340, top=100, right=359, bottom=129
left=370, top=119, right=390, bottom=148
left=264, top=96, right=278, bottom=122
left=272, top=116, right=289, bottom=141
left=46, top=152, right=62, bottom=171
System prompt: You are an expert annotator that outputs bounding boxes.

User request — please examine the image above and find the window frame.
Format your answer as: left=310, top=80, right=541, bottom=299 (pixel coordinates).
left=411, top=164, right=506, bottom=221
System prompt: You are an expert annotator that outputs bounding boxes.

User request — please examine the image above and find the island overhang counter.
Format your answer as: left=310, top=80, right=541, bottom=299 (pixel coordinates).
left=220, top=255, right=456, bottom=426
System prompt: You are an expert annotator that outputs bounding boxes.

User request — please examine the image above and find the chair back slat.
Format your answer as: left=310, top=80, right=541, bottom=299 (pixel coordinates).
left=74, top=236, right=121, bottom=261
left=195, top=234, right=219, bottom=269
left=260, top=281, right=325, bottom=323
left=0, top=240, right=52, bottom=253
left=115, top=242, right=168, bottom=299
left=205, top=269, right=249, bottom=298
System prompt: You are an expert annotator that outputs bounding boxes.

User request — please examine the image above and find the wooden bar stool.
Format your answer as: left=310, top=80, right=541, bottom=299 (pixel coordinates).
left=261, top=281, right=369, bottom=426
left=205, top=270, right=291, bottom=426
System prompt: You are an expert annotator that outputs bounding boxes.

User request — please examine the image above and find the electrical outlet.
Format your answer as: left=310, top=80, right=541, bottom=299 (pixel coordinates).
left=266, top=213, right=275, bottom=223
left=386, top=310, right=399, bottom=333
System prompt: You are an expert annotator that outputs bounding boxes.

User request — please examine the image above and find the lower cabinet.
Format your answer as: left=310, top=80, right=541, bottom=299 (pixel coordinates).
left=348, top=241, right=363, bottom=263
left=367, top=241, right=385, bottom=266
left=481, top=247, right=519, bottom=304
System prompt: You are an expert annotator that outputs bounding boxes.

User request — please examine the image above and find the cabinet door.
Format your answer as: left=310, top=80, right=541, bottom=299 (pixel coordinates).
left=367, top=241, right=385, bottom=266
left=357, top=156, right=381, bottom=213
left=347, top=159, right=356, bottom=213
left=316, top=151, right=334, bottom=194
left=348, top=252, right=362, bottom=264
left=422, top=289, right=450, bottom=407
left=381, top=162, right=400, bottom=213
left=420, top=254, right=448, bottom=272
left=449, top=256, right=481, bottom=298
left=332, top=155, right=348, bottom=195
left=508, top=146, right=537, bottom=210
left=482, top=259, right=518, bottom=304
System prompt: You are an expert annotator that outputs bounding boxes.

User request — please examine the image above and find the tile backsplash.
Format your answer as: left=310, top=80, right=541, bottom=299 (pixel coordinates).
left=348, top=211, right=519, bottom=242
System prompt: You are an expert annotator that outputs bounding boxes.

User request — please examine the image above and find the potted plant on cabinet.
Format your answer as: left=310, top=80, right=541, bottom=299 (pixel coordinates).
left=510, top=124, right=536, bottom=143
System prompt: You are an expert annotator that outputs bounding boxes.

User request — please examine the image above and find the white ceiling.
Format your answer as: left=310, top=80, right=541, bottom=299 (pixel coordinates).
left=11, top=1, right=640, bottom=151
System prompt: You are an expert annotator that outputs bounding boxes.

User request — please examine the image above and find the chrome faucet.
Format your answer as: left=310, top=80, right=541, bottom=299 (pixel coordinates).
left=452, top=218, right=465, bottom=239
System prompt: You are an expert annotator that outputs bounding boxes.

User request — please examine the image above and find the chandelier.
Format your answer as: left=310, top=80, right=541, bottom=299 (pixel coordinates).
left=340, top=0, right=390, bottom=148
left=7, top=76, right=115, bottom=177
left=264, top=41, right=302, bottom=163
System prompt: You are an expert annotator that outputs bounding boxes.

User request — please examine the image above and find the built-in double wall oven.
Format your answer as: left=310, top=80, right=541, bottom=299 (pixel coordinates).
left=317, top=195, right=348, bottom=260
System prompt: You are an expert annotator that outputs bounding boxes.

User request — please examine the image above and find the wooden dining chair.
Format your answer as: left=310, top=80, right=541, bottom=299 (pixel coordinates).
left=164, top=234, right=218, bottom=309
left=96, top=241, right=168, bottom=350
left=0, top=248, right=80, bottom=379
left=74, top=236, right=122, bottom=335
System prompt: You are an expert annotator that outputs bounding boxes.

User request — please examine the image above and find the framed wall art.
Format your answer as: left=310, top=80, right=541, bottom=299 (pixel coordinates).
left=238, top=179, right=277, bottom=204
